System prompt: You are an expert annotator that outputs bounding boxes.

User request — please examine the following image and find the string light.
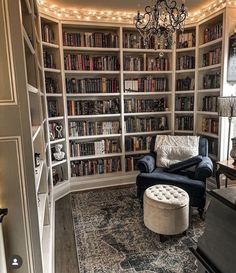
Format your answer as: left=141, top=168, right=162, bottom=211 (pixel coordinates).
left=37, top=0, right=229, bottom=23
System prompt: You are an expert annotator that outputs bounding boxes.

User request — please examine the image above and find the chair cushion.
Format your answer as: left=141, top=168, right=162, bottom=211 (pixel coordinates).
left=167, top=155, right=203, bottom=173
left=154, top=135, right=200, bottom=167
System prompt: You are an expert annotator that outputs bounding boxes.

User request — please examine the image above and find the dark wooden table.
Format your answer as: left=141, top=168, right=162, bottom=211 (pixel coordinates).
left=216, top=160, right=236, bottom=189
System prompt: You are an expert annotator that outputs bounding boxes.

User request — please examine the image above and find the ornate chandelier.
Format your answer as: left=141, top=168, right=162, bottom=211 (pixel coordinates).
left=134, top=0, right=188, bottom=51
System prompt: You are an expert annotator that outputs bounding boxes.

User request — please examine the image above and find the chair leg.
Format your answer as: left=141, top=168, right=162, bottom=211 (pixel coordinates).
left=198, top=207, right=205, bottom=220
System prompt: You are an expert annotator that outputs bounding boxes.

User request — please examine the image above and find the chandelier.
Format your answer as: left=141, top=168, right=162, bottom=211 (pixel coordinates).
left=134, top=0, right=188, bottom=51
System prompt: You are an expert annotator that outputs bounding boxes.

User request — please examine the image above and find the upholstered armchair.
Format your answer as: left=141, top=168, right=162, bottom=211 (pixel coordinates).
left=136, top=136, right=213, bottom=216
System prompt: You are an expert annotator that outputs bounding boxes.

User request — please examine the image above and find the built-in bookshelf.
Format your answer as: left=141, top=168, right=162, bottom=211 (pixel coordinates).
left=19, top=0, right=52, bottom=272
left=39, top=10, right=227, bottom=194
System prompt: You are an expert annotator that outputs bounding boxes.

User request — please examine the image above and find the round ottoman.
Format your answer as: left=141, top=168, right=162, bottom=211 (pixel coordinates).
left=143, top=184, right=189, bottom=236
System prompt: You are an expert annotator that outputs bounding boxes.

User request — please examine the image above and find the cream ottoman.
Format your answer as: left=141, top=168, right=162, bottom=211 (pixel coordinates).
left=144, top=184, right=189, bottom=239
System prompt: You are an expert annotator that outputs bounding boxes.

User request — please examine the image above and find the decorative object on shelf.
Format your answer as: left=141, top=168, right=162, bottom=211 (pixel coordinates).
left=52, top=167, right=64, bottom=185
left=53, top=144, right=65, bottom=161
left=230, top=137, right=236, bottom=165
left=133, top=0, right=187, bottom=52
left=0, top=208, right=8, bottom=273
left=227, top=32, right=236, bottom=82
left=218, top=96, right=236, bottom=160
left=55, top=124, right=63, bottom=138
left=34, top=153, right=40, bottom=167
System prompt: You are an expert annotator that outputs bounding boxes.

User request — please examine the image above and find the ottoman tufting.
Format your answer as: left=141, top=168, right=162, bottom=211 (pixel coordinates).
left=144, top=184, right=189, bottom=238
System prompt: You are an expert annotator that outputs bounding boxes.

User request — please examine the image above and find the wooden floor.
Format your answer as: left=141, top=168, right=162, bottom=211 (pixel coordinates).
left=55, top=194, right=79, bottom=273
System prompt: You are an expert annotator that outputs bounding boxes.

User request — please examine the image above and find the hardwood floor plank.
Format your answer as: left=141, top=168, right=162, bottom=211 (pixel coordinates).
left=55, top=194, right=79, bottom=273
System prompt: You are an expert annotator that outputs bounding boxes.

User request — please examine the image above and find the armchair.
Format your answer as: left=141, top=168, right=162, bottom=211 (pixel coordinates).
left=136, top=136, right=213, bottom=216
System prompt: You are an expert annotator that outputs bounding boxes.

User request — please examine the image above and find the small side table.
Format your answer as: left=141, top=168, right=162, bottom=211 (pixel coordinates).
left=216, top=160, right=236, bottom=189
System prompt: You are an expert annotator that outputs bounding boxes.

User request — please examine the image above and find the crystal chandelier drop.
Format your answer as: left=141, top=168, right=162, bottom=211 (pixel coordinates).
left=134, top=0, right=188, bottom=51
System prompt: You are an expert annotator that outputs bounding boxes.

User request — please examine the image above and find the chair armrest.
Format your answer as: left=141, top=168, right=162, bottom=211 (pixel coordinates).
left=137, top=154, right=156, bottom=173
left=166, top=155, right=203, bottom=173
left=194, top=156, right=213, bottom=180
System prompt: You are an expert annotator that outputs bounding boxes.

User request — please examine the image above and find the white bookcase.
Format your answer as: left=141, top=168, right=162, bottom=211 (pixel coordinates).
left=37, top=9, right=233, bottom=198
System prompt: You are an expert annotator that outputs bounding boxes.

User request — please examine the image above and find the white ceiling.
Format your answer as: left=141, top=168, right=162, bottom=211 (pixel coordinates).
left=45, top=0, right=213, bottom=13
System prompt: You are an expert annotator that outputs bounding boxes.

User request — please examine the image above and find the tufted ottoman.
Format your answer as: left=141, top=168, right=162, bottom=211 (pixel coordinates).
left=144, top=184, right=189, bottom=239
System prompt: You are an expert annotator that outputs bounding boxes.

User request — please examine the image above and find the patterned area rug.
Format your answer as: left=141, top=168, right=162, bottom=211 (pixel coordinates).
left=71, top=186, right=204, bottom=273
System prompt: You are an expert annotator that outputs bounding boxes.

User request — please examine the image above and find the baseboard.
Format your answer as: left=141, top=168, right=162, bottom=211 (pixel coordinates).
left=53, top=173, right=137, bottom=200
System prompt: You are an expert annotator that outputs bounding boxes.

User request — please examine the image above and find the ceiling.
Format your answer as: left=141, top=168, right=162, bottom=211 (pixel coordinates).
left=45, top=0, right=213, bottom=13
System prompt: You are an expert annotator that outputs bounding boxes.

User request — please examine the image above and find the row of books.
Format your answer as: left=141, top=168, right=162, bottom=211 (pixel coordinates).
left=70, top=139, right=121, bottom=157
left=203, top=72, right=221, bottom=89
left=63, top=31, right=119, bottom=48
left=175, top=96, right=194, bottom=111
left=125, top=136, right=152, bottom=152
left=207, top=138, right=218, bottom=156
left=202, top=47, right=222, bottom=67
left=124, top=98, right=167, bottom=113
left=176, top=76, right=195, bottom=91
left=45, top=77, right=60, bottom=93
left=43, top=50, right=56, bottom=69
left=42, top=24, right=55, bottom=44
left=71, top=157, right=121, bottom=177
left=175, top=116, right=194, bottom=130
left=47, top=100, right=59, bottom=117
left=203, top=23, right=223, bottom=44
left=146, top=56, right=170, bottom=71
left=177, top=55, right=195, bottom=70
left=64, top=54, right=120, bottom=71
left=202, top=96, right=218, bottom=112
left=177, top=31, right=196, bottom=49
left=67, top=99, right=120, bottom=115
left=65, top=77, right=119, bottom=93
left=125, top=116, right=168, bottom=133
left=123, top=56, right=169, bottom=71
left=68, top=121, right=120, bottom=137
left=126, top=155, right=141, bottom=172
left=202, top=118, right=219, bottom=135
left=124, top=77, right=168, bottom=92
left=123, top=33, right=169, bottom=50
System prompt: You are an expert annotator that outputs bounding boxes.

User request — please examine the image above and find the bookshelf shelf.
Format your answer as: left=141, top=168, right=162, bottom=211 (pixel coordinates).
left=198, top=63, right=221, bottom=71
left=46, top=93, right=63, bottom=97
left=66, top=93, right=120, bottom=97
left=174, top=111, right=194, bottom=114
left=124, top=92, right=172, bottom=96
left=125, top=150, right=149, bottom=155
left=196, top=111, right=218, bottom=116
left=197, top=88, right=221, bottom=93
left=23, top=27, right=35, bottom=55
left=48, top=116, right=64, bottom=121
left=44, top=68, right=61, bottom=73
left=124, top=111, right=171, bottom=116
left=125, top=130, right=171, bottom=136
left=199, top=37, right=223, bottom=49
left=42, top=41, right=59, bottom=48
left=175, top=130, right=194, bottom=134
left=68, top=114, right=121, bottom=119
left=51, top=159, right=67, bottom=167
left=176, top=69, right=195, bottom=73
left=123, top=71, right=172, bottom=75
left=175, top=90, right=195, bottom=94
left=70, top=153, right=122, bottom=161
left=28, top=83, right=38, bottom=94
left=50, top=138, right=66, bottom=144
left=123, top=48, right=172, bottom=53
left=63, top=46, right=120, bottom=52
left=69, top=134, right=121, bottom=141
left=64, top=70, right=120, bottom=75
left=197, top=132, right=219, bottom=139
left=176, top=47, right=196, bottom=52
